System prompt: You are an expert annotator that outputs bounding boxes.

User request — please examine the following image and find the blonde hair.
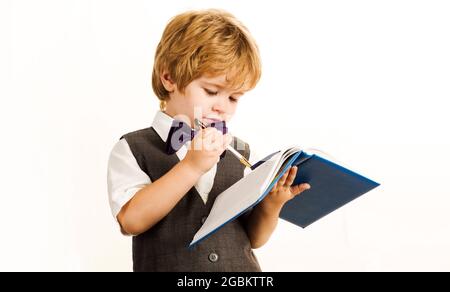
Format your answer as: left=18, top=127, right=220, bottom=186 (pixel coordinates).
left=152, top=9, right=261, bottom=109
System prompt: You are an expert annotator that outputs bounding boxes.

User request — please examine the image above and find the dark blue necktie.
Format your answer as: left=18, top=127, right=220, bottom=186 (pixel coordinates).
left=165, top=119, right=228, bottom=160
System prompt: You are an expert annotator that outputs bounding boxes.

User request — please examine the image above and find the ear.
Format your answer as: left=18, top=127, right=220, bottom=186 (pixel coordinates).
left=160, top=71, right=176, bottom=93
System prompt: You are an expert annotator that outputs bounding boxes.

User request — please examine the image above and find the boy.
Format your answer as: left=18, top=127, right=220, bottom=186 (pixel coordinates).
left=107, top=9, right=310, bottom=272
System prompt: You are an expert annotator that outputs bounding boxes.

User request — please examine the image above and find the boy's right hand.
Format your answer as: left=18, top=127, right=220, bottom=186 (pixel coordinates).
left=182, top=127, right=233, bottom=175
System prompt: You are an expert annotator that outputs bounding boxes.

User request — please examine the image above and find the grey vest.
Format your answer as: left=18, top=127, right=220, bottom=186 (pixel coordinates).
left=121, top=127, right=261, bottom=272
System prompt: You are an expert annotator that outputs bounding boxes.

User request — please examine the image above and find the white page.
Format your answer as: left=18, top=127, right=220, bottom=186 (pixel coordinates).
left=190, top=151, right=284, bottom=246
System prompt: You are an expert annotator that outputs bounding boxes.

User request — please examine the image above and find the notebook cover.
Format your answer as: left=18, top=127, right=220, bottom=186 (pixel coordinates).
left=280, top=153, right=380, bottom=228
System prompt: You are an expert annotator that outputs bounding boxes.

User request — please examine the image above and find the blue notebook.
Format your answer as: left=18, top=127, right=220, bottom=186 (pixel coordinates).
left=189, top=147, right=380, bottom=247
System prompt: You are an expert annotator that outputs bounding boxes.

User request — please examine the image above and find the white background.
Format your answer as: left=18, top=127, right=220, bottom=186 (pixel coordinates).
left=1, top=0, right=449, bottom=271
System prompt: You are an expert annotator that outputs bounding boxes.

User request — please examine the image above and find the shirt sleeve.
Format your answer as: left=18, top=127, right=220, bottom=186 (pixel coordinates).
left=107, top=138, right=151, bottom=219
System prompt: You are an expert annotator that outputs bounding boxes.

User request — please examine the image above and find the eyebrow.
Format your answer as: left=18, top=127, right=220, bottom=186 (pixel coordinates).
left=202, top=82, right=245, bottom=95
left=203, top=81, right=226, bottom=89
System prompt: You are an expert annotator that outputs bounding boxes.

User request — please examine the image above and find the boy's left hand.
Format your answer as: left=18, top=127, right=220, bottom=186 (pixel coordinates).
left=264, top=166, right=311, bottom=207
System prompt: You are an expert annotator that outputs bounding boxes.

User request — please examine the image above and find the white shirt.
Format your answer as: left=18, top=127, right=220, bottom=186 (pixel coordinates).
left=107, top=110, right=256, bottom=219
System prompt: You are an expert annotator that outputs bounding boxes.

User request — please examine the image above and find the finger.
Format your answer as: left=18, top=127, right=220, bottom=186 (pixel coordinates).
left=203, top=135, right=219, bottom=151
left=202, top=128, right=218, bottom=139
left=200, top=129, right=213, bottom=144
left=207, top=129, right=223, bottom=145
left=285, top=166, right=297, bottom=186
left=206, top=132, right=226, bottom=152
left=210, top=137, right=224, bottom=152
left=277, top=171, right=289, bottom=186
left=210, top=131, right=228, bottom=150
left=290, top=183, right=311, bottom=196
left=190, top=132, right=204, bottom=150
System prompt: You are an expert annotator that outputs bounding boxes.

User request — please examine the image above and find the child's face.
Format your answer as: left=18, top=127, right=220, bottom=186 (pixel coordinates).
left=165, top=74, right=244, bottom=127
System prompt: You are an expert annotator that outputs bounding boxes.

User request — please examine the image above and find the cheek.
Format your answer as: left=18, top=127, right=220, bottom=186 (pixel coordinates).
left=184, top=87, right=211, bottom=109
left=229, top=100, right=239, bottom=111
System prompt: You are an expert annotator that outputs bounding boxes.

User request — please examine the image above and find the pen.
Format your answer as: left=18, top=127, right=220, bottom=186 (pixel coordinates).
left=194, top=119, right=253, bottom=169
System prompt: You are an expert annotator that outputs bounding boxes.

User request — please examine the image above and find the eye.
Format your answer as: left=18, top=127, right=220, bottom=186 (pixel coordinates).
left=229, top=97, right=238, bottom=103
left=204, top=88, right=218, bottom=96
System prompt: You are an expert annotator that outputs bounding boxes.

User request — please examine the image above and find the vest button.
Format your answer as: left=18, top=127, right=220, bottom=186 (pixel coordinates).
left=208, top=252, right=219, bottom=263
left=201, top=216, right=207, bottom=224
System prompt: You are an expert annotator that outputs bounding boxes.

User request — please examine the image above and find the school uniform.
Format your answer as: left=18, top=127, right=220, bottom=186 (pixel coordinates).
left=107, top=111, right=261, bottom=272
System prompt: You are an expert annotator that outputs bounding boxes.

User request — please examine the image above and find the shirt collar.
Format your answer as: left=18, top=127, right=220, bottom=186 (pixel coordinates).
left=151, top=110, right=174, bottom=143
left=151, top=110, right=195, bottom=143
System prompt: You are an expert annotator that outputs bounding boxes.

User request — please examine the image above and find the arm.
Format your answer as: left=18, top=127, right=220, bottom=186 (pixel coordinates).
left=118, top=128, right=233, bottom=235
left=118, top=160, right=203, bottom=235
left=243, top=198, right=283, bottom=249
left=244, top=166, right=311, bottom=249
